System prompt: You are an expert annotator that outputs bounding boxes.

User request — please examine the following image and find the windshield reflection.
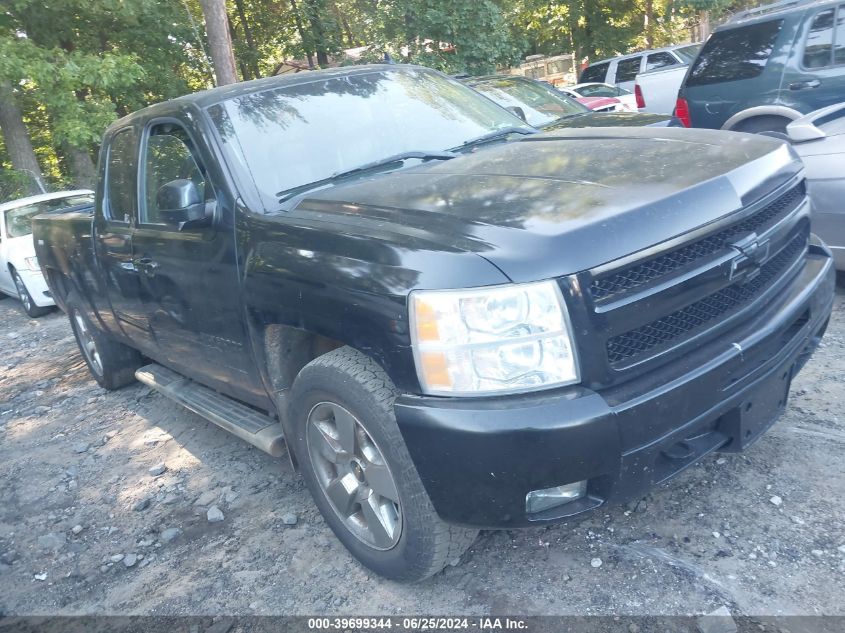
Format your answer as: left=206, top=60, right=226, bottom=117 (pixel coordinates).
left=207, top=67, right=530, bottom=212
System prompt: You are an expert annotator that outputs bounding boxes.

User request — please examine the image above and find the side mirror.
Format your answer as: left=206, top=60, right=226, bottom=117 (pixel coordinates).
left=506, top=105, right=528, bottom=123
left=156, top=179, right=213, bottom=229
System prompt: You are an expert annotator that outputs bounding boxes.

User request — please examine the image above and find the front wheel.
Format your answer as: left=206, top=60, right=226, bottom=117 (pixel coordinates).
left=66, top=291, right=142, bottom=390
left=289, top=347, right=478, bottom=582
left=12, top=270, right=51, bottom=318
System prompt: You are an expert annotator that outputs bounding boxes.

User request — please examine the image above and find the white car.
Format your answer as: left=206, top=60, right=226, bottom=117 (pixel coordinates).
left=566, top=83, right=639, bottom=112
left=0, top=190, right=93, bottom=317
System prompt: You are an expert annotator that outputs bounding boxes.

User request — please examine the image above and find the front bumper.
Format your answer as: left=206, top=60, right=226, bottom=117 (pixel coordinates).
left=395, top=244, right=835, bottom=528
left=17, top=268, right=55, bottom=308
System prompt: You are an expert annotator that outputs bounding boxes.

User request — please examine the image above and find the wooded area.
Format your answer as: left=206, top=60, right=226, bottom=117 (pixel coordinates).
left=0, top=0, right=759, bottom=199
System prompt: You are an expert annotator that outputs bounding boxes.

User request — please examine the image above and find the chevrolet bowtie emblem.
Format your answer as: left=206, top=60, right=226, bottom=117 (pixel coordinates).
left=728, top=232, right=770, bottom=283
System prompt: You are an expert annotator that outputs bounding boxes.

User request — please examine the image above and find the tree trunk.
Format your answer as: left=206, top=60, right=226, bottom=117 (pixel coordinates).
left=0, top=80, right=45, bottom=195
left=199, top=0, right=239, bottom=86
left=644, top=0, right=655, bottom=49
left=234, top=0, right=261, bottom=78
left=62, top=142, right=97, bottom=189
left=289, top=0, right=316, bottom=68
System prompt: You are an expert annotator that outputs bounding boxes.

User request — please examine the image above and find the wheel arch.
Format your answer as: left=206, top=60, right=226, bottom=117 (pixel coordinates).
left=722, top=105, right=803, bottom=131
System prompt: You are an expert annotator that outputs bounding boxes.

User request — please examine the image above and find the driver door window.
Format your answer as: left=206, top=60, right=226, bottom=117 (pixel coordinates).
left=141, top=124, right=210, bottom=225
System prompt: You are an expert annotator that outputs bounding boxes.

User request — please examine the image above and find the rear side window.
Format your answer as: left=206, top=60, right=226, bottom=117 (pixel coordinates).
left=615, top=57, right=642, bottom=82
left=646, top=52, right=677, bottom=71
left=687, top=19, right=783, bottom=86
left=580, top=62, right=609, bottom=83
left=803, top=6, right=845, bottom=68
left=105, top=129, right=137, bottom=224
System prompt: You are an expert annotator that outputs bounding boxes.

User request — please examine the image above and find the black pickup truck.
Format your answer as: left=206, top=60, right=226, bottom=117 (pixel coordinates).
left=32, top=65, right=835, bottom=581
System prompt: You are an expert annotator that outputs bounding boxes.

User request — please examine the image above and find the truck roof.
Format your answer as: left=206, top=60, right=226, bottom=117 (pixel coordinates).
left=105, top=64, right=415, bottom=133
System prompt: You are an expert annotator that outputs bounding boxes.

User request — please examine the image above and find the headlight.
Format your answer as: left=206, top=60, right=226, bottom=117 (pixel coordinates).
left=410, top=280, right=579, bottom=396
left=23, top=256, right=40, bottom=271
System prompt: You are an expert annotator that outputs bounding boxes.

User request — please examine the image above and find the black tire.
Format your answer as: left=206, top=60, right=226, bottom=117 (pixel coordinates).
left=289, top=347, right=478, bottom=582
left=731, top=115, right=791, bottom=136
left=66, top=291, right=142, bottom=390
left=11, top=269, right=51, bottom=318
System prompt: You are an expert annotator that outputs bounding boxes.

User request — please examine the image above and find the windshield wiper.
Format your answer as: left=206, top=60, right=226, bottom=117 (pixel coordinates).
left=277, top=151, right=456, bottom=203
left=453, top=126, right=538, bottom=151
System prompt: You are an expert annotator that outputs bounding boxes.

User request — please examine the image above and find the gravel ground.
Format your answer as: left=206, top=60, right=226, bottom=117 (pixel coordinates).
left=0, top=284, right=843, bottom=619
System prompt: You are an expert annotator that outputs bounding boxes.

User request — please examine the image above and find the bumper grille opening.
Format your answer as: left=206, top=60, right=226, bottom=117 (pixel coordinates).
left=606, top=227, right=808, bottom=366
left=591, top=181, right=806, bottom=301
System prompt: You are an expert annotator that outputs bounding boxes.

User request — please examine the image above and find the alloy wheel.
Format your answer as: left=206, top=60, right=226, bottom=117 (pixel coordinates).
left=306, top=401, right=402, bottom=550
left=14, top=274, right=32, bottom=313
left=73, top=312, right=103, bottom=376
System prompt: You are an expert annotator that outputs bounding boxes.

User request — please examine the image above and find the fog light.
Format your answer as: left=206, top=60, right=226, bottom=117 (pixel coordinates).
left=526, top=481, right=587, bottom=514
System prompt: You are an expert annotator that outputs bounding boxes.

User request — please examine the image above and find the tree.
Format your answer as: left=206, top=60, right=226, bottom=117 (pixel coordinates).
left=199, top=0, right=239, bottom=85
left=0, top=80, right=44, bottom=194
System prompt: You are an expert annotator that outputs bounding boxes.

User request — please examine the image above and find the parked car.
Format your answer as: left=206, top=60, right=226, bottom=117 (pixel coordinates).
left=786, top=103, right=845, bottom=270
left=0, top=190, right=93, bottom=317
left=33, top=64, right=834, bottom=582
left=676, top=0, right=845, bottom=133
left=555, top=89, right=625, bottom=112
left=580, top=43, right=702, bottom=91
left=635, top=63, right=692, bottom=114
left=465, top=75, right=676, bottom=128
left=565, top=82, right=639, bottom=112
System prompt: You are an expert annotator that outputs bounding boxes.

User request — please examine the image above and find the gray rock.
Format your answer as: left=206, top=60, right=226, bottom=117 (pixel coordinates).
left=148, top=462, right=167, bottom=477
left=194, top=490, right=218, bottom=507
left=71, top=525, right=83, bottom=535
left=123, top=553, right=137, bottom=567
left=109, top=554, right=125, bottom=563
left=207, top=505, right=225, bottom=523
left=697, top=606, right=737, bottom=633
left=1, top=550, right=19, bottom=564
left=73, top=443, right=89, bottom=454
left=769, top=495, right=783, bottom=507
left=160, top=527, right=182, bottom=543
left=590, top=557, right=602, bottom=568
left=133, top=496, right=153, bottom=512
left=37, top=533, right=66, bottom=551
left=281, top=512, right=298, bottom=526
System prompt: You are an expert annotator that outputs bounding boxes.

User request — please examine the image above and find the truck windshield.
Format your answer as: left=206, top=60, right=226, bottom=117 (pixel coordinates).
left=4, top=194, right=93, bottom=238
left=207, top=67, right=531, bottom=211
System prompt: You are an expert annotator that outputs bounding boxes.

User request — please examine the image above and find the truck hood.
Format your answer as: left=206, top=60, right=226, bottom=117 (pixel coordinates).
left=545, top=111, right=676, bottom=129
left=291, top=127, right=801, bottom=283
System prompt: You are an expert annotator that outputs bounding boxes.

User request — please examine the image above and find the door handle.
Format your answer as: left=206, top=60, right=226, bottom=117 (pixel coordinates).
left=789, top=79, right=821, bottom=90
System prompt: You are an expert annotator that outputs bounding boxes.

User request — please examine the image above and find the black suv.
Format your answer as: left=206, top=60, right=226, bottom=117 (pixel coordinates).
left=677, top=0, right=845, bottom=133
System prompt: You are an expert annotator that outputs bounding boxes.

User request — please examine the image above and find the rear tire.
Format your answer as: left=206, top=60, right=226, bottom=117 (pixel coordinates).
left=12, top=269, right=51, bottom=318
left=66, top=291, right=142, bottom=390
left=289, top=347, right=478, bottom=582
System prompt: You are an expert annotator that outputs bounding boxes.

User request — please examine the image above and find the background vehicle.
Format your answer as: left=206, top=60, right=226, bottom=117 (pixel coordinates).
left=787, top=103, right=845, bottom=270
left=677, top=0, right=845, bottom=133
left=635, top=64, right=694, bottom=114
left=554, top=87, right=625, bottom=112
left=580, top=43, right=702, bottom=91
left=511, top=53, right=577, bottom=86
left=32, top=65, right=834, bottom=582
left=0, top=190, right=93, bottom=317
left=466, top=75, right=676, bottom=128
left=566, top=82, right=639, bottom=111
